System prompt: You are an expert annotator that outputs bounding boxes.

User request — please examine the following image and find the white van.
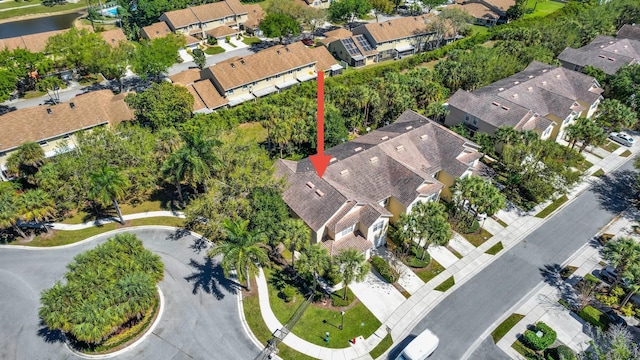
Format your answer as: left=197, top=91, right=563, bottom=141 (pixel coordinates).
left=396, top=329, right=439, bottom=360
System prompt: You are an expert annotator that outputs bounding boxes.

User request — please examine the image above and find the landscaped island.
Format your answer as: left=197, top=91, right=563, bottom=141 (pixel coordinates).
left=38, top=234, right=164, bottom=354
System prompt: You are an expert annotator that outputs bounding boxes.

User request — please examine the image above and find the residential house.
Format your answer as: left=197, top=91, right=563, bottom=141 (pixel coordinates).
left=159, top=0, right=248, bottom=38
left=322, top=28, right=379, bottom=68
left=276, top=110, right=484, bottom=257
left=201, top=41, right=341, bottom=106
left=351, top=15, right=450, bottom=61
left=0, top=90, right=134, bottom=181
left=558, top=35, right=640, bottom=76
left=243, top=4, right=264, bottom=37
left=0, top=29, right=66, bottom=53
left=169, top=69, right=229, bottom=113
left=141, top=21, right=173, bottom=40
left=452, top=0, right=514, bottom=25
left=617, top=23, right=640, bottom=41
left=99, top=28, right=127, bottom=47
left=445, top=61, right=604, bottom=143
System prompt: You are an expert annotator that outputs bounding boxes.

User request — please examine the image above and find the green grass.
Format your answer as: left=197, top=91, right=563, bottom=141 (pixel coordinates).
left=446, top=246, right=463, bottom=259
left=369, top=333, right=393, bottom=359
left=242, top=37, right=262, bottom=45
left=470, top=25, right=490, bottom=36
left=265, top=269, right=381, bottom=348
left=0, top=1, right=41, bottom=10
left=577, top=160, right=593, bottom=172
left=415, top=260, right=445, bottom=283
left=22, top=217, right=184, bottom=247
left=601, top=141, right=621, bottom=153
left=495, top=218, right=508, bottom=227
left=578, top=305, right=610, bottom=330
left=23, top=91, right=46, bottom=99
left=461, top=228, right=492, bottom=247
left=485, top=241, right=504, bottom=255
left=524, top=0, right=565, bottom=19
left=620, top=149, right=632, bottom=157
left=235, top=122, right=268, bottom=143
left=205, top=46, right=225, bottom=55
left=242, top=292, right=318, bottom=360
left=0, top=2, right=86, bottom=20
left=491, top=313, right=525, bottom=343
left=560, top=265, right=578, bottom=280
left=535, top=195, right=568, bottom=218
left=592, top=168, right=605, bottom=177
left=434, top=276, right=455, bottom=292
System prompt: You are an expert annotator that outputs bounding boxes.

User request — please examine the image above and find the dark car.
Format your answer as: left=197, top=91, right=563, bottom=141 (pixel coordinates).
left=301, top=38, right=315, bottom=46
left=603, top=308, right=627, bottom=327
left=600, top=266, right=618, bottom=284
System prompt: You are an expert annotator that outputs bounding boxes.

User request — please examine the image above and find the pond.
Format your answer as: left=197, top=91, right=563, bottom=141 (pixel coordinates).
left=0, top=12, right=81, bottom=39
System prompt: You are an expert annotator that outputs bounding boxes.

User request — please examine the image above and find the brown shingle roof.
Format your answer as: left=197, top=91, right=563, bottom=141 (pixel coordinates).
left=191, top=80, right=229, bottom=109
left=310, top=46, right=341, bottom=72
left=206, top=26, right=239, bottom=38
left=324, top=28, right=353, bottom=39
left=449, top=3, right=499, bottom=20
left=0, top=90, right=133, bottom=152
left=161, top=8, right=200, bottom=29
left=141, top=21, right=172, bottom=40
left=186, top=85, right=207, bottom=111
left=161, top=0, right=247, bottom=30
left=0, top=29, right=67, bottom=53
left=183, top=33, right=200, bottom=45
left=99, top=28, right=127, bottom=46
left=356, top=15, right=437, bottom=44
left=321, top=231, right=371, bottom=256
left=244, top=4, right=264, bottom=29
left=169, top=68, right=202, bottom=86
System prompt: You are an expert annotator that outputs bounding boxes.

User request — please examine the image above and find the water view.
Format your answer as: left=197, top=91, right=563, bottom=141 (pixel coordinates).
left=0, top=12, right=81, bottom=39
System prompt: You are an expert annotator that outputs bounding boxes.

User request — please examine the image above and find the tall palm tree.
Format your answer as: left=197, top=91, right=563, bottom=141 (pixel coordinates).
left=297, top=244, right=331, bottom=291
left=0, top=188, right=27, bottom=238
left=602, top=237, right=640, bottom=290
left=207, top=218, right=269, bottom=291
left=494, top=126, right=521, bottom=150
left=5, top=141, right=45, bottom=181
left=88, top=163, right=130, bottom=224
left=335, top=248, right=370, bottom=300
left=279, top=219, right=310, bottom=271
left=19, top=189, right=56, bottom=233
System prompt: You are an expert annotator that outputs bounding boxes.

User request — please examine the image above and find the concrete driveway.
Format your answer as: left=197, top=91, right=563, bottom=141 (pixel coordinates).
left=0, top=227, right=260, bottom=360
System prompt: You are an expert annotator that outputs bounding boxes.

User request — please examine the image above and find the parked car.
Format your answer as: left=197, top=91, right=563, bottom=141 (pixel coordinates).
left=603, top=308, right=627, bottom=327
left=301, top=38, right=315, bottom=46
left=396, top=329, right=439, bottom=360
left=609, top=132, right=635, bottom=147
left=600, top=266, right=618, bottom=283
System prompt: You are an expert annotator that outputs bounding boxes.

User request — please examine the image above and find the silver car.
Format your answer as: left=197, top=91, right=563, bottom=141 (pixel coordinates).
left=609, top=132, right=635, bottom=147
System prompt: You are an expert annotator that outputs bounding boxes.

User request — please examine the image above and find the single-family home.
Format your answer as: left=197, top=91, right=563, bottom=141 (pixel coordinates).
left=558, top=35, right=640, bottom=76
left=0, top=90, right=134, bottom=181
left=445, top=61, right=604, bottom=142
left=275, top=110, right=484, bottom=257
left=452, top=0, right=514, bottom=25
left=159, top=0, right=248, bottom=37
left=201, top=41, right=341, bottom=106
left=351, top=15, right=450, bottom=61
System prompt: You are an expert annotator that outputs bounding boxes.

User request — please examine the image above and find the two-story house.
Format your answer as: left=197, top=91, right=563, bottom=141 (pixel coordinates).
left=558, top=33, right=640, bottom=76
left=321, top=28, right=379, bottom=68
left=159, top=0, right=248, bottom=39
left=445, top=61, right=604, bottom=143
left=276, top=110, right=485, bottom=257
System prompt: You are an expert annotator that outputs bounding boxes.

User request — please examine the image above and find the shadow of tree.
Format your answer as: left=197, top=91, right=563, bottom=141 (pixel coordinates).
left=189, top=236, right=209, bottom=254
left=184, top=257, right=239, bottom=300
left=37, top=321, right=66, bottom=344
left=539, top=263, right=578, bottom=309
left=590, top=169, right=639, bottom=217
left=166, top=228, right=191, bottom=241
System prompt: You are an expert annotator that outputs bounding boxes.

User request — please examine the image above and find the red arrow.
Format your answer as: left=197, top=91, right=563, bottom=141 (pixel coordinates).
left=309, top=71, right=331, bottom=178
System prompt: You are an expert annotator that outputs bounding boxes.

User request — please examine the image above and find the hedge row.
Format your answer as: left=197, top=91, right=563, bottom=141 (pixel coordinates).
left=371, top=256, right=399, bottom=283
left=522, top=321, right=557, bottom=351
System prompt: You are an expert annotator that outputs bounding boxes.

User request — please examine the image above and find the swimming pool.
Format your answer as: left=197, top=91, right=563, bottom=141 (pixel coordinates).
left=100, top=6, right=119, bottom=17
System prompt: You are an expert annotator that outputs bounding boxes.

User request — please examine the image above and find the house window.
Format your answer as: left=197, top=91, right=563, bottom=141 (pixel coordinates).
left=227, top=89, right=234, bottom=95
left=39, top=141, right=48, bottom=146
left=464, top=114, right=470, bottom=123
left=338, top=224, right=355, bottom=238
left=372, top=221, right=384, bottom=233
left=242, top=85, right=248, bottom=90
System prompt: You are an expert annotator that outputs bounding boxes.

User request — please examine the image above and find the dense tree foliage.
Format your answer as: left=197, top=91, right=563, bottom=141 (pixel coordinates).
left=395, top=201, right=452, bottom=260
left=39, top=234, right=163, bottom=345
left=125, top=82, right=194, bottom=129
left=328, top=0, right=372, bottom=24
left=131, top=34, right=184, bottom=80
left=260, top=13, right=302, bottom=41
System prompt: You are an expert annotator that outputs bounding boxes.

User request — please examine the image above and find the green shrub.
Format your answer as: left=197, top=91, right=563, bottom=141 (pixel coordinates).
left=578, top=306, right=609, bottom=329
left=522, top=321, right=557, bottom=351
left=584, top=274, right=601, bottom=284
left=281, top=285, right=296, bottom=302
left=464, top=219, right=480, bottom=234
left=545, top=345, right=576, bottom=360
left=324, top=265, right=343, bottom=286
left=207, top=37, right=217, bottom=45
left=407, top=255, right=429, bottom=268
left=371, top=256, right=399, bottom=283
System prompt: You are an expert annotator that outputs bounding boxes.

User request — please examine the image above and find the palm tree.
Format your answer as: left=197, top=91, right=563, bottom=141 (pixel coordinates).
left=620, top=264, right=640, bottom=307
left=297, top=244, right=331, bottom=291
left=19, top=189, right=56, bottom=233
left=5, top=141, right=45, bottom=181
left=207, top=218, right=269, bottom=291
left=602, top=237, right=640, bottom=290
left=279, top=219, right=310, bottom=271
left=335, top=248, right=370, bottom=300
left=494, top=126, right=521, bottom=151
left=0, top=188, right=27, bottom=238
left=88, top=163, right=130, bottom=224
left=453, top=175, right=484, bottom=221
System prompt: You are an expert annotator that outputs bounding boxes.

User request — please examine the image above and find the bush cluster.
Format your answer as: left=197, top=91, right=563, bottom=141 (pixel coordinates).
left=545, top=345, right=576, bottom=360
left=371, top=256, right=399, bottom=283
left=578, top=306, right=608, bottom=329
left=522, top=321, right=557, bottom=351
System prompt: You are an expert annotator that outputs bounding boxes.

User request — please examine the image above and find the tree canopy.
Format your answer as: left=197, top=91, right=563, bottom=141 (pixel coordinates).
left=125, top=82, right=194, bottom=130
left=260, top=13, right=302, bottom=40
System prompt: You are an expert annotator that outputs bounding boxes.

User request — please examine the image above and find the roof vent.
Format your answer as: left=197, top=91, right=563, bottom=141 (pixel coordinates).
left=285, top=47, right=290, bottom=52
left=492, top=101, right=500, bottom=106
left=396, top=145, right=405, bottom=151
left=315, top=189, right=324, bottom=197
left=306, top=181, right=315, bottom=189
left=609, top=41, right=614, bottom=44
left=512, top=94, right=518, bottom=98
left=613, top=49, right=618, bottom=53
left=46, top=108, right=52, bottom=114
left=380, top=135, right=389, bottom=141
left=354, top=146, right=363, bottom=152
left=528, top=75, right=534, bottom=78
left=277, top=50, right=281, bottom=54
left=405, top=125, right=413, bottom=130
left=624, top=45, right=628, bottom=48
left=542, top=81, right=547, bottom=85
left=498, top=87, right=504, bottom=91
left=527, top=86, right=533, bottom=91
left=340, top=169, right=349, bottom=175
left=388, top=21, right=392, bottom=25
left=70, top=102, right=75, bottom=109
left=369, top=156, right=378, bottom=162
left=420, top=134, right=428, bottom=140
left=598, top=54, right=606, bottom=58
left=230, top=63, right=235, bottom=68
left=240, top=59, right=246, bottom=65
left=501, top=105, right=509, bottom=110
left=556, top=74, right=560, bottom=78
left=542, top=69, right=548, bottom=72
left=608, top=57, right=615, bottom=61
left=514, top=81, right=519, bottom=84
left=330, top=157, right=337, bottom=162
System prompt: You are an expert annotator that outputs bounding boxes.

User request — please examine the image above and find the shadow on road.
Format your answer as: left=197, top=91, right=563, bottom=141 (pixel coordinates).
left=590, top=169, right=639, bottom=217
left=184, top=257, right=239, bottom=300
left=166, top=228, right=191, bottom=241
left=37, top=322, right=66, bottom=344
left=539, top=264, right=578, bottom=309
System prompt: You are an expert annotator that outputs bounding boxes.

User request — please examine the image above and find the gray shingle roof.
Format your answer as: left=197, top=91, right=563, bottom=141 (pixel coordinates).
left=558, top=35, right=640, bottom=75
left=617, top=24, right=640, bottom=41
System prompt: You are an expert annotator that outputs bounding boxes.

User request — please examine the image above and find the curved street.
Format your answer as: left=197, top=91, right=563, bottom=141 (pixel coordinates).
left=0, top=227, right=260, bottom=360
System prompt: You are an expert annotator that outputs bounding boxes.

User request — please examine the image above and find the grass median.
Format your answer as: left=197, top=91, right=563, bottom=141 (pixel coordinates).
left=535, top=195, right=568, bottom=218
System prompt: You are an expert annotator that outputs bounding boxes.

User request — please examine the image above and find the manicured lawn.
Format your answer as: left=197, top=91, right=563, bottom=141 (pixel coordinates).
left=446, top=245, right=463, bottom=259
left=0, top=1, right=40, bottom=10
left=601, top=141, right=621, bottom=153
left=242, top=292, right=317, bottom=360
left=620, top=149, right=632, bottom=157
left=592, top=168, right=605, bottom=177
left=205, top=46, right=225, bottom=55
left=461, top=228, right=492, bottom=247
left=434, top=276, right=455, bottom=292
left=369, top=333, right=393, bottom=359
left=524, top=0, right=565, bottom=19
left=415, top=260, right=445, bottom=283
left=471, top=25, right=490, bottom=36
left=242, top=37, right=262, bottom=45
left=265, top=269, right=381, bottom=348
left=23, top=217, right=184, bottom=247
left=0, top=2, right=86, bottom=20
left=23, top=91, right=47, bottom=99
left=535, top=195, right=568, bottom=218
left=491, top=313, right=524, bottom=343
left=485, top=241, right=504, bottom=255
left=577, top=160, right=593, bottom=172
left=495, top=218, right=508, bottom=227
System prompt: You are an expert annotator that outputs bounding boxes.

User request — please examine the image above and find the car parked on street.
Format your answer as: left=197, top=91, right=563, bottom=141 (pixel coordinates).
left=609, top=132, right=635, bottom=147
left=396, top=329, right=439, bottom=360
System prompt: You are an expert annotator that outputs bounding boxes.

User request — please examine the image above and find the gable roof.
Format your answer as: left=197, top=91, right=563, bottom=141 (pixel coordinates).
left=141, top=21, right=173, bottom=40
left=99, top=28, right=127, bottom=46
left=0, top=90, right=133, bottom=153
left=355, top=15, right=437, bottom=43
left=558, top=35, right=640, bottom=75
left=160, top=8, right=200, bottom=29
left=617, top=24, right=640, bottom=40
left=276, top=110, right=481, bottom=231
left=0, top=29, right=67, bottom=53
left=169, top=68, right=202, bottom=86
left=160, top=0, right=247, bottom=29
left=449, top=3, right=499, bottom=20
left=244, top=4, right=264, bottom=29
left=310, top=46, right=342, bottom=72
left=189, top=80, right=229, bottom=110
left=207, top=26, right=239, bottom=38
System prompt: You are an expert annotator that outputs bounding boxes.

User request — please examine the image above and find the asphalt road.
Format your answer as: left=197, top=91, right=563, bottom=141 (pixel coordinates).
left=389, top=156, right=639, bottom=360
left=0, top=228, right=259, bottom=360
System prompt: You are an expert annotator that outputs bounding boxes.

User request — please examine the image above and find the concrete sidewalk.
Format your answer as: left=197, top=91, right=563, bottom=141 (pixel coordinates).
left=48, top=211, right=185, bottom=231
